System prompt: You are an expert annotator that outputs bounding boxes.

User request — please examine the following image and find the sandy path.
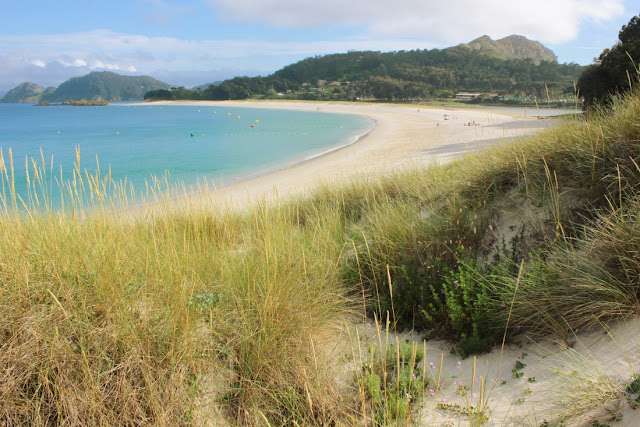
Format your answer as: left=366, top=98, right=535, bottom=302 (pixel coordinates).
left=137, top=100, right=549, bottom=211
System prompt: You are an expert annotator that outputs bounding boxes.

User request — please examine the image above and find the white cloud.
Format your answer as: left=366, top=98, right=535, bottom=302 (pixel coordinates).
left=0, top=29, right=423, bottom=79
left=29, top=59, right=46, bottom=68
left=207, top=0, right=626, bottom=44
left=57, top=57, right=88, bottom=67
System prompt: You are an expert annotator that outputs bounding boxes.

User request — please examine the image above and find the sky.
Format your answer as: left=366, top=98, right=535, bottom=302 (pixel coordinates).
left=0, top=0, right=637, bottom=93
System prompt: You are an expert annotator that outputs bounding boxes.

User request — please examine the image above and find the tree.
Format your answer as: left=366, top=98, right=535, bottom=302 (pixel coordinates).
left=577, top=13, right=640, bottom=108
left=144, top=89, right=173, bottom=101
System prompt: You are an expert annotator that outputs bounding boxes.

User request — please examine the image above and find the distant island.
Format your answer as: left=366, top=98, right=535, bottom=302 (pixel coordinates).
left=1, top=82, right=56, bottom=103
left=36, top=100, right=110, bottom=107
left=1, top=71, right=171, bottom=104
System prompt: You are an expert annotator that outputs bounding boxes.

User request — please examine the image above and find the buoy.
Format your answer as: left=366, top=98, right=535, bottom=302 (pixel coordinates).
left=116, top=131, right=119, bottom=135
left=228, top=113, right=231, bottom=116
left=251, top=124, right=255, bottom=128
left=57, top=131, right=61, bottom=134
left=198, top=109, right=201, bottom=112
left=255, top=120, right=259, bottom=123
left=214, top=111, right=217, bottom=114
left=190, top=133, right=194, bottom=137
left=237, top=116, right=240, bottom=119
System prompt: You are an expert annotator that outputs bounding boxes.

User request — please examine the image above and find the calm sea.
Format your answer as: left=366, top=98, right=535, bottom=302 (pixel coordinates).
left=0, top=103, right=374, bottom=206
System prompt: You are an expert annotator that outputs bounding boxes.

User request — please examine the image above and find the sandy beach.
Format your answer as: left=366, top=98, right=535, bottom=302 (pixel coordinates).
left=140, top=100, right=553, bottom=210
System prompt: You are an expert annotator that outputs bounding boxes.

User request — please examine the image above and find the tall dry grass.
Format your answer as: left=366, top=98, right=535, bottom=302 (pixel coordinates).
left=0, top=156, right=358, bottom=424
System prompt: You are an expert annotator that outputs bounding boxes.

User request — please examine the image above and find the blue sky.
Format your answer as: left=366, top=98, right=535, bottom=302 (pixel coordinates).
left=0, top=0, right=636, bottom=92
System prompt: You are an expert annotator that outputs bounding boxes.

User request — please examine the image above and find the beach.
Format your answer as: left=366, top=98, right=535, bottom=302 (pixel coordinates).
left=140, top=100, right=555, bottom=210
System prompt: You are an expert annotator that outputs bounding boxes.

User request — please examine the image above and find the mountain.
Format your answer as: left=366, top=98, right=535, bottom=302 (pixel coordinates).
left=453, top=35, right=558, bottom=64
left=263, top=36, right=579, bottom=100
left=41, top=72, right=172, bottom=102
left=1, top=72, right=173, bottom=103
left=0, top=82, right=55, bottom=103
left=150, top=35, right=581, bottom=103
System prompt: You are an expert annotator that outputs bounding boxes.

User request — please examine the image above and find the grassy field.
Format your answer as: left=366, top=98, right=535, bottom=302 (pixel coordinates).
left=1, top=87, right=639, bottom=425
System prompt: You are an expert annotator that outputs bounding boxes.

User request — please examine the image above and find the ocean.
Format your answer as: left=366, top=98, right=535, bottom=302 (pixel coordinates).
left=0, top=103, right=374, bottom=207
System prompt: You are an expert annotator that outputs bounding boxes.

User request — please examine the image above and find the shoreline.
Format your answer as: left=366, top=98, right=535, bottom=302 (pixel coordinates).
left=212, top=115, right=376, bottom=194
left=130, top=100, right=559, bottom=212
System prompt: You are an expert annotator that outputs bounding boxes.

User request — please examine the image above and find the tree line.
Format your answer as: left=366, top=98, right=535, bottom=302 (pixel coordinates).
left=145, top=47, right=584, bottom=103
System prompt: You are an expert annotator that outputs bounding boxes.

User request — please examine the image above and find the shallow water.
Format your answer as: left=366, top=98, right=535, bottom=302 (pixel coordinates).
left=0, top=103, right=373, bottom=205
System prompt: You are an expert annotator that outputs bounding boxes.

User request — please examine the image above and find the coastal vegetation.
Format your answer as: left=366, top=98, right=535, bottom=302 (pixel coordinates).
left=1, top=72, right=640, bottom=424
left=577, top=14, right=640, bottom=108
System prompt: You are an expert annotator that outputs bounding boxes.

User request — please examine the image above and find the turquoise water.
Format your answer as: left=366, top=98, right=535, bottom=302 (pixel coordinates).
left=0, top=103, right=373, bottom=205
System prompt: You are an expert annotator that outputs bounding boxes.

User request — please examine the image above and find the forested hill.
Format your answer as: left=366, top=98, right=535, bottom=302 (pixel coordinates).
left=146, top=35, right=583, bottom=102
left=2, top=72, right=173, bottom=103
left=41, top=72, right=171, bottom=102
left=0, top=82, right=55, bottom=103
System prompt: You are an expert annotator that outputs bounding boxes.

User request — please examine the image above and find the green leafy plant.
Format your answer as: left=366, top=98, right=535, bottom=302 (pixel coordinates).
left=512, top=360, right=527, bottom=378
left=625, top=374, right=640, bottom=407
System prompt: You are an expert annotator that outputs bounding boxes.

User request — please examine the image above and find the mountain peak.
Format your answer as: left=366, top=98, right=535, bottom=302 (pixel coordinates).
left=458, top=34, right=558, bottom=64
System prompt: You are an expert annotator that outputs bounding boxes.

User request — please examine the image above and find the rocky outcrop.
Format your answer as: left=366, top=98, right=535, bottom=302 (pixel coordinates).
left=456, top=35, right=558, bottom=64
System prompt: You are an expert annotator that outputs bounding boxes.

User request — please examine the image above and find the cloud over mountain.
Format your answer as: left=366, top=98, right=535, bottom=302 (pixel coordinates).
left=208, top=0, right=625, bottom=43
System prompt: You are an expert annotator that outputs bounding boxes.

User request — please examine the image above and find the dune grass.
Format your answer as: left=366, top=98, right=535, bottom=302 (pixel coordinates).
left=1, top=87, right=640, bottom=425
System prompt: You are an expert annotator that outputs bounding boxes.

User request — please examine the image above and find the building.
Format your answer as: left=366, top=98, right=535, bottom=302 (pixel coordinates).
left=455, top=92, right=482, bottom=100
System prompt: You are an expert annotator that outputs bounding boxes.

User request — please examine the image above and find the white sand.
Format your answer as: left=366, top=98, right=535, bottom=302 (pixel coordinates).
left=138, top=100, right=550, bottom=210
left=409, top=318, right=640, bottom=426
left=349, top=315, right=640, bottom=426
